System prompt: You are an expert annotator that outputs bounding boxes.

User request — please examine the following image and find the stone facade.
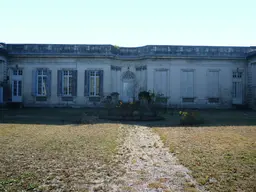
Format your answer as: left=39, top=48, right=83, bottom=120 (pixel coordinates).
left=0, top=43, right=256, bottom=108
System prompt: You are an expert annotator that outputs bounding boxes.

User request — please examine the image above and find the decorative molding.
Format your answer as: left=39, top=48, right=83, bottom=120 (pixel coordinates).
left=111, top=65, right=122, bottom=71
left=5, top=44, right=254, bottom=59
left=136, top=66, right=147, bottom=71
left=155, top=68, right=169, bottom=72
left=208, top=69, right=221, bottom=72
left=181, top=69, right=195, bottom=72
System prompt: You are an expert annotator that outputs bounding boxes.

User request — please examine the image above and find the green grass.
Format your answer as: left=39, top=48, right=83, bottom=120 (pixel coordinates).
left=154, top=110, right=256, bottom=192
left=0, top=112, right=122, bottom=191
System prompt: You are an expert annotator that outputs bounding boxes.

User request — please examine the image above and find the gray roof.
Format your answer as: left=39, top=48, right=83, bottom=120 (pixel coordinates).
left=1, top=43, right=255, bottom=59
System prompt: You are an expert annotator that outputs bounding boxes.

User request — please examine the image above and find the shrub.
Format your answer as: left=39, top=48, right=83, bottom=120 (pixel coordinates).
left=179, top=111, right=204, bottom=126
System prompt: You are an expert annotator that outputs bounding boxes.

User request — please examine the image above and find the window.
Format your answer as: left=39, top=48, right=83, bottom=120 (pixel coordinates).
left=207, top=70, right=220, bottom=103
left=62, top=70, right=73, bottom=96
left=181, top=70, right=194, bottom=102
left=32, top=68, right=51, bottom=97
left=13, top=69, right=23, bottom=76
left=89, top=71, right=100, bottom=96
left=57, top=69, right=77, bottom=97
left=154, top=69, right=168, bottom=96
left=37, top=69, right=47, bottom=96
left=84, top=70, right=103, bottom=97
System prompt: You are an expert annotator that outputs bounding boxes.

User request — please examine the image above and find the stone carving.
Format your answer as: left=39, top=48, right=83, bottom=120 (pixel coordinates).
left=111, top=65, right=122, bottom=71
left=136, top=66, right=147, bottom=71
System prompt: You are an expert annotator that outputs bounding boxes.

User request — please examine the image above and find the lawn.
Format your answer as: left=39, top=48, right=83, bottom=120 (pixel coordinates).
left=0, top=110, right=124, bottom=191
left=154, top=110, right=256, bottom=192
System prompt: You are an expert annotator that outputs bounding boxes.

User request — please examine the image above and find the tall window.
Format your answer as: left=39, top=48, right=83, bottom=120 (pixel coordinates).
left=37, top=69, right=47, bottom=96
left=84, top=70, right=103, bottom=98
left=208, top=70, right=220, bottom=103
left=89, top=71, right=100, bottom=96
left=63, top=70, right=73, bottom=96
left=181, top=69, right=195, bottom=102
left=154, top=69, right=168, bottom=96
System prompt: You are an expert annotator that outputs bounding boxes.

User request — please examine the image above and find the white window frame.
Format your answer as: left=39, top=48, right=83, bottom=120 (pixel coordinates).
left=207, top=69, right=220, bottom=103
left=36, top=69, right=47, bottom=96
left=62, top=70, right=73, bottom=96
left=181, top=69, right=195, bottom=102
left=154, top=68, right=169, bottom=96
left=89, top=71, right=100, bottom=97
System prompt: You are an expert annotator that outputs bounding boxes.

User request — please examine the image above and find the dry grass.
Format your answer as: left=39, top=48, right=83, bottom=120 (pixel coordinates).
left=0, top=122, right=123, bottom=191
left=155, top=126, right=256, bottom=192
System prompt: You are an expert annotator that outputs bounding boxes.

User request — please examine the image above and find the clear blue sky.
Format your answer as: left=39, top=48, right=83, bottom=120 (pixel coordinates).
left=1, top=0, right=255, bottom=47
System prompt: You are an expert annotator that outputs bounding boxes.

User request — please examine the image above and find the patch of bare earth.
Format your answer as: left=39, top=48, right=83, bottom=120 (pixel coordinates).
left=112, top=125, right=205, bottom=192
left=0, top=122, right=126, bottom=192
left=154, top=126, right=256, bottom=192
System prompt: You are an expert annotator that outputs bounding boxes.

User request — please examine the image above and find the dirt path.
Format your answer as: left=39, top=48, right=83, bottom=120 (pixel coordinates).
left=111, top=125, right=206, bottom=192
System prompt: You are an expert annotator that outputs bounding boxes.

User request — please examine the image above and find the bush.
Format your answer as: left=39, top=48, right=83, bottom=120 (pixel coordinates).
left=179, top=111, right=204, bottom=126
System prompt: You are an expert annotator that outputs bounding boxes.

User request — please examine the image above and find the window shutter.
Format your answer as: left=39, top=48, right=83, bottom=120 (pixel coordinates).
left=180, top=71, right=186, bottom=97
left=99, top=70, right=104, bottom=96
left=57, top=70, right=62, bottom=96
left=84, top=70, right=89, bottom=96
left=32, top=70, right=37, bottom=96
left=214, top=71, right=219, bottom=98
left=187, top=71, right=194, bottom=97
left=47, top=69, right=52, bottom=96
left=72, top=70, right=77, bottom=96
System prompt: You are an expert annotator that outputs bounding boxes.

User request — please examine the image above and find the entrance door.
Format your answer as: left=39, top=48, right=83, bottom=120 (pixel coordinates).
left=232, top=71, right=243, bottom=104
left=122, top=81, right=134, bottom=102
left=12, top=69, right=23, bottom=102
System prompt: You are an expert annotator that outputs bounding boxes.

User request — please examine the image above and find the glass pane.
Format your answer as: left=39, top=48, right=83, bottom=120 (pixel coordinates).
left=42, top=70, right=47, bottom=75
left=69, top=76, right=72, bottom=95
left=38, top=70, right=42, bottom=75
left=13, top=70, right=17, bottom=75
left=18, top=81, right=22, bottom=96
left=43, top=76, right=47, bottom=95
left=13, top=81, right=17, bottom=96
left=90, top=77, right=95, bottom=96
left=63, top=76, right=68, bottom=95
left=38, top=76, right=42, bottom=95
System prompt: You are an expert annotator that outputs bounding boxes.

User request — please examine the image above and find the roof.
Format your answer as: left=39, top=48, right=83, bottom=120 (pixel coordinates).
left=2, top=43, right=256, bottom=60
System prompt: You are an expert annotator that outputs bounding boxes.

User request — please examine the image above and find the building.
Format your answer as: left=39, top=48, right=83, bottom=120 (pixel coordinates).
left=0, top=42, right=256, bottom=109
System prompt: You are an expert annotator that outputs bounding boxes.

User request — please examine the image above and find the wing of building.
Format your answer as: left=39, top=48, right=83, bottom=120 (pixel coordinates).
left=0, top=43, right=256, bottom=109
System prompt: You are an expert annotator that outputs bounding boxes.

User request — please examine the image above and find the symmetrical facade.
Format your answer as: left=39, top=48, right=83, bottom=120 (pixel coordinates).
left=0, top=42, right=256, bottom=109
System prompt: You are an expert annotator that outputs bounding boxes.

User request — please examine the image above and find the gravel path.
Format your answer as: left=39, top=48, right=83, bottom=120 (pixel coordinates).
left=111, top=125, right=206, bottom=192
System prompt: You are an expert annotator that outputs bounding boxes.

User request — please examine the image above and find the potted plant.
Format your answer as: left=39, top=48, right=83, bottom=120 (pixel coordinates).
left=110, top=92, right=119, bottom=104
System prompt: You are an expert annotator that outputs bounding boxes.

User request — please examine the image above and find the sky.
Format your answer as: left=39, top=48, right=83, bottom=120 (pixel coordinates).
left=1, top=0, right=255, bottom=47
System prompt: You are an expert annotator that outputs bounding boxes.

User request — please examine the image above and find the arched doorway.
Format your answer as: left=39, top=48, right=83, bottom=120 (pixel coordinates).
left=121, top=70, right=136, bottom=102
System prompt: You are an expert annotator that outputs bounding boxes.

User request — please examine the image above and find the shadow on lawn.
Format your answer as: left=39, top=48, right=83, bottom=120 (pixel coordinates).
left=0, top=107, right=256, bottom=127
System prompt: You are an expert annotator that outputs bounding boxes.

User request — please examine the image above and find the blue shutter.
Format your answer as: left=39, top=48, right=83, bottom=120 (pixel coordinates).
left=47, top=69, right=52, bottom=96
left=99, top=70, right=104, bottom=96
left=84, top=70, right=89, bottom=96
left=32, top=70, right=37, bottom=96
left=72, top=70, right=77, bottom=96
left=57, top=70, right=62, bottom=96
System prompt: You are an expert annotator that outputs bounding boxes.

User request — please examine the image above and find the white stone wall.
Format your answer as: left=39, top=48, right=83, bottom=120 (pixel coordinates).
left=247, top=57, right=256, bottom=108
left=147, top=58, right=246, bottom=108
left=8, top=57, right=247, bottom=108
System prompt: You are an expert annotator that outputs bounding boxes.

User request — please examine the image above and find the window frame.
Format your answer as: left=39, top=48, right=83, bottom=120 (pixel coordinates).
left=62, top=70, right=73, bottom=97
left=181, top=69, right=195, bottom=102
left=89, top=71, right=100, bottom=97
left=207, top=69, right=220, bottom=103
left=36, top=69, right=48, bottom=97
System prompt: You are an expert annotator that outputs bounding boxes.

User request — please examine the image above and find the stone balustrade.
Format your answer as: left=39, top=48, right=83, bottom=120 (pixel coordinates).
left=2, top=43, right=255, bottom=59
